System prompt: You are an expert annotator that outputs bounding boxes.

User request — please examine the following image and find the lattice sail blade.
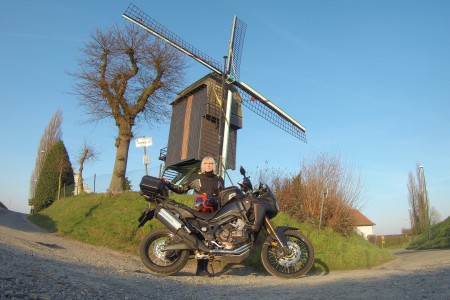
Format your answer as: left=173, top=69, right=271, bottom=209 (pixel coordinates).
left=122, top=4, right=223, bottom=75
left=227, top=16, right=247, bottom=82
left=236, top=81, right=307, bottom=142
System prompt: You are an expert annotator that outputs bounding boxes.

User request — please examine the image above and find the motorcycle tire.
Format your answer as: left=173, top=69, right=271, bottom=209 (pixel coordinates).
left=139, top=228, right=189, bottom=276
left=261, top=229, right=314, bottom=278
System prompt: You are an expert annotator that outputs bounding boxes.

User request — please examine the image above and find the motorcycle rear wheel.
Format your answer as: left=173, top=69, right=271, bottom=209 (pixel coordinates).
left=261, top=230, right=314, bottom=278
left=139, top=228, right=189, bottom=276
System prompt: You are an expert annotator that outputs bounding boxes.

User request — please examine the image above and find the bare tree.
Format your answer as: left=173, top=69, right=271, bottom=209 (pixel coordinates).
left=407, top=170, right=421, bottom=234
left=407, top=163, right=440, bottom=235
left=75, top=140, right=97, bottom=195
left=430, top=207, right=441, bottom=226
left=71, top=23, right=186, bottom=194
left=273, top=153, right=365, bottom=235
left=29, top=109, right=62, bottom=202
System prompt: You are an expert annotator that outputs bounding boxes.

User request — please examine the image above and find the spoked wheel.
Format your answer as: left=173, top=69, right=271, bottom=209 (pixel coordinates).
left=139, top=228, right=189, bottom=276
left=261, top=230, right=314, bottom=278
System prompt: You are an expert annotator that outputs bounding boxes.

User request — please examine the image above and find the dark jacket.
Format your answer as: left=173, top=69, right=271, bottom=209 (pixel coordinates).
left=167, top=171, right=224, bottom=198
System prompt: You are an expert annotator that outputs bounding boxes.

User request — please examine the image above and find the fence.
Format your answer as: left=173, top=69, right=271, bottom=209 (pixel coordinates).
left=368, top=234, right=413, bottom=248
left=79, top=166, right=161, bottom=194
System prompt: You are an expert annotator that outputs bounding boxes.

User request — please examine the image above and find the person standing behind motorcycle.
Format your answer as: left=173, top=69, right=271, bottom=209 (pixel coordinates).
left=163, top=155, right=224, bottom=276
left=164, top=156, right=224, bottom=199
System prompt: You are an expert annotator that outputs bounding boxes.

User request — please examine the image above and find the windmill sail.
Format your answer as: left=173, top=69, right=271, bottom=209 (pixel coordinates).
left=122, top=3, right=223, bottom=74
left=236, top=82, right=306, bottom=142
left=226, top=16, right=247, bottom=82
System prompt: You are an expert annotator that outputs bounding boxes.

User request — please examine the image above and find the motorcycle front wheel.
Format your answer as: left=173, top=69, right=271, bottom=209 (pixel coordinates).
left=139, top=228, right=189, bottom=276
left=261, top=230, right=314, bottom=278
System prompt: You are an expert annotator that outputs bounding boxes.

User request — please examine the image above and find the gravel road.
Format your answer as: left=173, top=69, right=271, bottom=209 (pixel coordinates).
left=1, top=208, right=450, bottom=299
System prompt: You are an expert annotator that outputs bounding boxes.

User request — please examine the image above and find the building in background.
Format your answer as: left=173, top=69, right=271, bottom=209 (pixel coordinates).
left=351, top=209, right=375, bottom=239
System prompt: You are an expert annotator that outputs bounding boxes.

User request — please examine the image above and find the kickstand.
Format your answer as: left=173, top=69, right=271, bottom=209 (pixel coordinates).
left=208, top=260, right=215, bottom=276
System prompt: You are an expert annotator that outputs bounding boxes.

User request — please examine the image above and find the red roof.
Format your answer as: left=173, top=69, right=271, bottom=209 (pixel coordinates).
left=350, top=209, right=375, bottom=226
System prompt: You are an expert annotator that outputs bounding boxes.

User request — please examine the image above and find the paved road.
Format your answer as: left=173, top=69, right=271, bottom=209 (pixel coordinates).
left=1, top=208, right=450, bottom=299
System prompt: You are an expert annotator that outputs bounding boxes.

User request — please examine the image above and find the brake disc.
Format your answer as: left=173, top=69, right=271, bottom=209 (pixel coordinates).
left=278, top=241, right=301, bottom=267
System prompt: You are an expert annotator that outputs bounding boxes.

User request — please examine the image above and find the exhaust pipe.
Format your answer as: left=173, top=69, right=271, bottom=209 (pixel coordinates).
left=210, top=243, right=253, bottom=263
left=155, top=206, right=210, bottom=252
left=210, top=243, right=252, bottom=255
left=156, top=207, right=183, bottom=232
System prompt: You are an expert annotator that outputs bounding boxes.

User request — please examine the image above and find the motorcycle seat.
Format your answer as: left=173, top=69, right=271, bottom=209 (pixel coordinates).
left=189, top=210, right=217, bottom=220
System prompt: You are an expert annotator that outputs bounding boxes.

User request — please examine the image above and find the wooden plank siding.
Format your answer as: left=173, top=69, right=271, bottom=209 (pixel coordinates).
left=180, top=94, right=193, bottom=160
left=165, top=73, right=242, bottom=170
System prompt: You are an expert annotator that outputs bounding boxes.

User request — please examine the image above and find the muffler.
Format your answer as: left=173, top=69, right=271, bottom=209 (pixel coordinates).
left=155, top=206, right=210, bottom=252
left=155, top=207, right=183, bottom=232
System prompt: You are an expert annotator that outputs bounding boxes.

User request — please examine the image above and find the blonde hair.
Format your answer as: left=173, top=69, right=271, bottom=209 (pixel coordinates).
left=201, top=156, right=216, bottom=173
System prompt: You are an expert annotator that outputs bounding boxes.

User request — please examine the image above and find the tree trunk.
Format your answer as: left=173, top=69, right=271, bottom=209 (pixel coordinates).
left=57, top=171, right=62, bottom=201
left=77, top=150, right=86, bottom=195
left=76, top=167, right=84, bottom=195
left=108, top=122, right=132, bottom=194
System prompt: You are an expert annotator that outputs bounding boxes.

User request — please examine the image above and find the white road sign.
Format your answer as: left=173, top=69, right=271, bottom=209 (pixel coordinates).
left=135, top=137, right=152, bottom=148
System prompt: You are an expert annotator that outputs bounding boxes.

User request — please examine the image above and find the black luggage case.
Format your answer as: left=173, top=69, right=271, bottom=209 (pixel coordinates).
left=140, top=176, right=167, bottom=196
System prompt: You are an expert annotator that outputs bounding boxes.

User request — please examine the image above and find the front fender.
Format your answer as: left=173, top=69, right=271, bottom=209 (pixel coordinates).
left=273, top=226, right=298, bottom=248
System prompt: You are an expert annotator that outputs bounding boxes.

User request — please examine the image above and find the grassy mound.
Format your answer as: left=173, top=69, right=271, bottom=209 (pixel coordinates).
left=29, top=192, right=394, bottom=272
left=407, top=217, right=450, bottom=250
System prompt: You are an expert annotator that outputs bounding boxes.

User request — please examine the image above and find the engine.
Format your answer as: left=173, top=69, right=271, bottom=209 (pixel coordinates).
left=214, top=218, right=249, bottom=250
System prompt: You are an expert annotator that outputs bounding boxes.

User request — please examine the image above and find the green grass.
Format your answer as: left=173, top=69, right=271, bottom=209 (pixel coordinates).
left=29, top=192, right=395, bottom=272
left=384, top=241, right=412, bottom=250
left=407, top=217, right=450, bottom=250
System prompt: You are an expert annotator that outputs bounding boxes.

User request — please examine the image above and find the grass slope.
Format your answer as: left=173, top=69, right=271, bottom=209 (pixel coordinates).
left=408, top=217, right=450, bottom=250
left=29, top=192, right=394, bottom=272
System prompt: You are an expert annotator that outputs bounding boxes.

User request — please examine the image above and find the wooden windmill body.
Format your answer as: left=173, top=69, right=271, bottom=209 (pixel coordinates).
left=162, top=73, right=242, bottom=180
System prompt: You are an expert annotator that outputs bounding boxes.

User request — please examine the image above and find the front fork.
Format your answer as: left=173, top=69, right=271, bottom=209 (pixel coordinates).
left=263, top=217, right=298, bottom=255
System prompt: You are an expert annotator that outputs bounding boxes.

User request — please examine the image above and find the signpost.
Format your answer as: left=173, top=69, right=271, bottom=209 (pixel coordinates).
left=319, top=187, right=328, bottom=230
left=135, top=137, right=153, bottom=148
left=135, top=137, right=152, bottom=175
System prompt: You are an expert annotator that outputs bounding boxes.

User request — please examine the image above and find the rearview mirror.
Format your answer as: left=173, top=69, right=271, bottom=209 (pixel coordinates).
left=240, top=166, right=246, bottom=176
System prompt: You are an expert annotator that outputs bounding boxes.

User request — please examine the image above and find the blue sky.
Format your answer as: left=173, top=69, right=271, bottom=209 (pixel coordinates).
left=1, top=1, right=449, bottom=235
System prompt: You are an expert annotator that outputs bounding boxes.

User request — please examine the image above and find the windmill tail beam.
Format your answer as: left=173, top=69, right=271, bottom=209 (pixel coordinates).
left=237, top=81, right=307, bottom=133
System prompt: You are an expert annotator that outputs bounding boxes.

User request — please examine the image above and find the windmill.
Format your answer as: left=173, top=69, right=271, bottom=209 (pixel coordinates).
left=122, top=4, right=307, bottom=183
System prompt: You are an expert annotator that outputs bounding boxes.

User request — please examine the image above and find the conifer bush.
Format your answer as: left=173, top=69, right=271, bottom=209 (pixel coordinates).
left=34, top=140, right=74, bottom=212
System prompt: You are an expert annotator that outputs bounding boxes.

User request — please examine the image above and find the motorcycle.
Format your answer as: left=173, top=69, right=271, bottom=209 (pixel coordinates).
left=137, top=166, right=314, bottom=278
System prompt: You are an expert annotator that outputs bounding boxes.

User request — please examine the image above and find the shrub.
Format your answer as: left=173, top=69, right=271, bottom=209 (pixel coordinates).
left=34, top=140, right=74, bottom=212
left=262, top=153, right=364, bottom=236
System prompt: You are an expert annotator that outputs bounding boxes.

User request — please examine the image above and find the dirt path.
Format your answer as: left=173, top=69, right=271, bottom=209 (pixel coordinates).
left=1, top=208, right=449, bottom=299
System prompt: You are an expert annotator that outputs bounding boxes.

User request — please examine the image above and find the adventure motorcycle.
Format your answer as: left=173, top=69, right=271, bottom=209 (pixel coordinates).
left=137, top=166, right=314, bottom=278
